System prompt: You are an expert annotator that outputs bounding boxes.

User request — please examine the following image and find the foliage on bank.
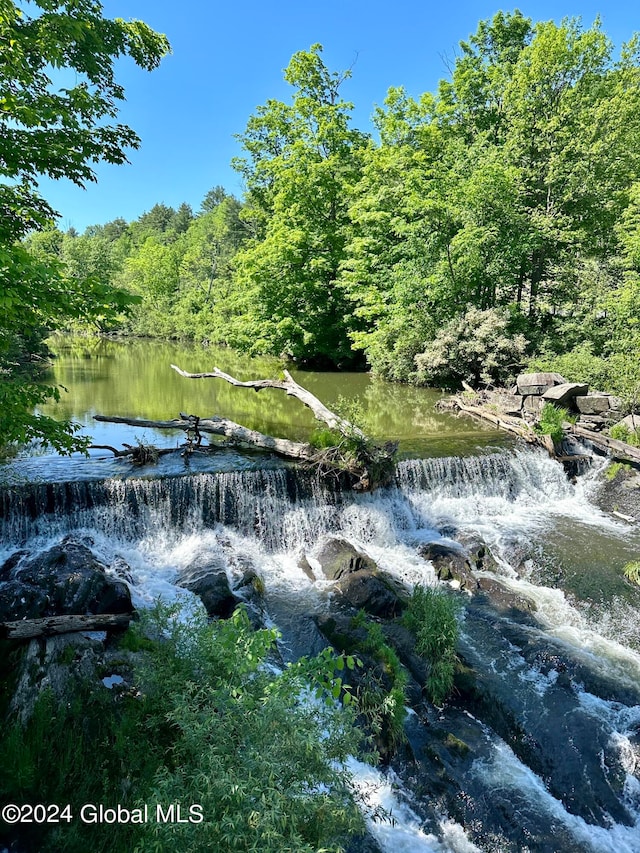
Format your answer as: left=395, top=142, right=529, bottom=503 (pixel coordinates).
left=404, top=587, right=460, bottom=706
left=0, top=605, right=365, bottom=853
left=0, top=0, right=170, bottom=455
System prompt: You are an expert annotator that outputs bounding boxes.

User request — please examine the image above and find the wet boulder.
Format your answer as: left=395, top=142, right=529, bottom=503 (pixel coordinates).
left=334, top=569, right=409, bottom=618
left=178, top=556, right=239, bottom=618
left=315, top=537, right=378, bottom=581
left=315, top=612, right=369, bottom=654
left=417, top=541, right=479, bottom=591
left=456, top=536, right=499, bottom=573
left=380, top=622, right=429, bottom=689
left=0, top=538, right=133, bottom=622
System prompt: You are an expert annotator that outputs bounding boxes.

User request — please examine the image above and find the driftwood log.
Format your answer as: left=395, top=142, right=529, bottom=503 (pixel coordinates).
left=0, top=613, right=133, bottom=641
left=451, top=398, right=552, bottom=449
left=94, top=367, right=396, bottom=489
left=93, top=414, right=318, bottom=462
left=568, top=423, right=640, bottom=465
left=169, top=365, right=367, bottom=439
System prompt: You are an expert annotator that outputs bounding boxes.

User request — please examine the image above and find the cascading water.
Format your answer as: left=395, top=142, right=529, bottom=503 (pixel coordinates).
left=2, top=447, right=640, bottom=851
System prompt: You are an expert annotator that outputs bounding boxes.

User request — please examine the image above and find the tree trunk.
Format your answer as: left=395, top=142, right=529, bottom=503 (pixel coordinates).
left=93, top=414, right=318, bottom=462
left=169, top=364, right=366, bottom=439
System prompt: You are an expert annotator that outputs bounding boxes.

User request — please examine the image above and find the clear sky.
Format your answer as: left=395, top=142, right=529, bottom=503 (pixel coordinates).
left=38, top=0, right=638, bottom=233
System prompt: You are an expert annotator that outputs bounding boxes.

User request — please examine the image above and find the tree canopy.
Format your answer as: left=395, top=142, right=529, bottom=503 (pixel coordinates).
left=0, top=0, right=170, bottom=454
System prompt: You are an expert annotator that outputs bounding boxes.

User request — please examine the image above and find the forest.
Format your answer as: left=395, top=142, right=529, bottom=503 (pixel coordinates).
left=19, top=12, right=640, bottom=410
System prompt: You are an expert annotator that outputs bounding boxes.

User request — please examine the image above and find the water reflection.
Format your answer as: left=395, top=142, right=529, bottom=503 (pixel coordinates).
left=37, top=335, right=510, bottom=461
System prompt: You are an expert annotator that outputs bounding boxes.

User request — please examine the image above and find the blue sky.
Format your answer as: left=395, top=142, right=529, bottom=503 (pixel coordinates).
left=38, top=0, right=638, bottom=233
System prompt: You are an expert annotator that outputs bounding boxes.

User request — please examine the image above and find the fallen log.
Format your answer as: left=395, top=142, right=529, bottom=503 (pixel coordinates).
left=0, top=613, right=133, bottom=641
left=95, top=368, right=396, bottom=489
left=451, top=397, right=640, bottom=466
left=568, top=424, right=640, bottom=466
left=451, top=398, right=549, bottom=448
left=170, top=364, right=367, bottom=439
left=93, top=414, right=318, bottom=462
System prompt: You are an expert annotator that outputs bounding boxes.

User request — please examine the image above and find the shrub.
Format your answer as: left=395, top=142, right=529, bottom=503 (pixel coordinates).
left=309, top=426, right=342, bottom=449
left=605, top=461, right=633, bottom=480
left=0, top=604, right=365, bottom=853
left=534, top=403, right=570, bottom=443
left=404, top=587, right=460, bottom=706
left=414, top=307, right=528, bottom=389
left=609, top=423, right=640, bottom=447
left=623, top=561, right=640, bottom=585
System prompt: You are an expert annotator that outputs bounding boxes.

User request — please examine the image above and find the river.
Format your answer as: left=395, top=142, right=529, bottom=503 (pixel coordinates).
left=2, top=336, right=640, bottom=852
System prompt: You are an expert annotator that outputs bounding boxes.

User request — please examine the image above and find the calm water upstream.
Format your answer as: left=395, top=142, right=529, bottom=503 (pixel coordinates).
left=11, top=335, right=509, bottom=481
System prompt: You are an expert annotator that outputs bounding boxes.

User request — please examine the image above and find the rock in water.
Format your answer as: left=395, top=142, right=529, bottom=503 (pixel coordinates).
left=0, top=537, right=133, bottom=622
left=335, top=569, right=408, bottom=617
left=417, top=541, right=479, bottom=590
left=315, top=537, right=378, bottom=580
left=177, top=556, right=239, bottom=618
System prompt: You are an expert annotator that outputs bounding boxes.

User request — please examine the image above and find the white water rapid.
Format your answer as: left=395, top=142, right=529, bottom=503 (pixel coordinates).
left=2, top=448, right=640, bottom=851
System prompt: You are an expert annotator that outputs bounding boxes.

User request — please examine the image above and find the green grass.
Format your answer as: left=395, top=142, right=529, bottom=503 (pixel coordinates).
left=404, top=586, right=460, bottom=706
left=348, top=611, right=408, bottom=752
left=610, top=423, right=640, bottom=447
left=534, top=403, right=572, bottom=443
left=623, top=561, right=640, bottom=585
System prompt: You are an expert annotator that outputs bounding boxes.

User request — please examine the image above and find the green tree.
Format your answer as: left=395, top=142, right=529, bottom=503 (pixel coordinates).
left=342, top=13, right=640, bottom=382
left=175, top=195, right=246, bottom=335
left=0, top=0, right=170, bottom=453
left=119, top=237, right=182, bottom=337
left=232, top=44, right=370, bottom=367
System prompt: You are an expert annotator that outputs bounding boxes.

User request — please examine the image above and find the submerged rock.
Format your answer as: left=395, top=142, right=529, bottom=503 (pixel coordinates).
left=0, top=537, right=133, bottom=622
left=476, top=576, right=537, bottom=614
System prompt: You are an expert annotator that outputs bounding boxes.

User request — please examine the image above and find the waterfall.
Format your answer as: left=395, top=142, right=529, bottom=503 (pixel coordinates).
left=2, top=447, right=640, bottom=851
left=0, top=467, right=341, bottom=548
